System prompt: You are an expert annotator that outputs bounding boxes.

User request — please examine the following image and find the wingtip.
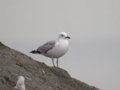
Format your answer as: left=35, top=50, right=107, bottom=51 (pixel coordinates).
left=30, top=50, right=36, bottom=53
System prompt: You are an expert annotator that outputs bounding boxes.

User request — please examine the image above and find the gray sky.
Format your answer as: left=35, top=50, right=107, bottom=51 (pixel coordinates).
left=0, top=0, right=120, bottom=90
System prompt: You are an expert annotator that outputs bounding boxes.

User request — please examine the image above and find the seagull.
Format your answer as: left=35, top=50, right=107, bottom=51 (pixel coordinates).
left=13, top=76, right=25, bottom=90
left=30, top=32, right=70, bottom=67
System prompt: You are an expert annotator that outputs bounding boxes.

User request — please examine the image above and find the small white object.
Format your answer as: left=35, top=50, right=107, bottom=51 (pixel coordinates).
left=13, top=76, right=25, bottom=90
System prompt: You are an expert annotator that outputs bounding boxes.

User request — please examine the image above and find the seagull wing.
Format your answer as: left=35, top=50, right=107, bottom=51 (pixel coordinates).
left=37, top=40, right=56, bottom=54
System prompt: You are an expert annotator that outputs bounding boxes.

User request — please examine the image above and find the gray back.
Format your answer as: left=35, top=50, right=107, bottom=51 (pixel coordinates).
left=37, top=40, right=55, bottom=54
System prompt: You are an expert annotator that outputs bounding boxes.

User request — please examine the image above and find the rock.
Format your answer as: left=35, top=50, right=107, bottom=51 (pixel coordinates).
left=0, top=42, right=100, bottom=90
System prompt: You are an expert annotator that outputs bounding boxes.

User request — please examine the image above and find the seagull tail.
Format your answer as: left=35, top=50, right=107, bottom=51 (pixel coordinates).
left=30, top=50, right=41, bottom=54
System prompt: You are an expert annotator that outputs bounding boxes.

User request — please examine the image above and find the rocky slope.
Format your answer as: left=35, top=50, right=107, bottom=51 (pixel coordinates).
left=0, top=42, right=100, bottom=90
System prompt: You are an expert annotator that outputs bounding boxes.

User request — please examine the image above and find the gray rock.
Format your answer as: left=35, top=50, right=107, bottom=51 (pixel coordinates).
left=0, top=42, right=100, bottom=90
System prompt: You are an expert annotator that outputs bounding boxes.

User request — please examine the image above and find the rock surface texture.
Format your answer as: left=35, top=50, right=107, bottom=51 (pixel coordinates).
left=0, top=42, right=100, bottom=90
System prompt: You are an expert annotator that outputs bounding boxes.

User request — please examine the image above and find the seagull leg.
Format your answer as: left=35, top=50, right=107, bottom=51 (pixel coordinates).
left=57, top=58, right=59, bottom=67
left=52, top=58, right=55, bottom=67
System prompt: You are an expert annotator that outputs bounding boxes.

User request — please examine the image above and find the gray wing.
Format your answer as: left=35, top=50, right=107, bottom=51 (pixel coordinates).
left=37, top=40, right=56, bottom=54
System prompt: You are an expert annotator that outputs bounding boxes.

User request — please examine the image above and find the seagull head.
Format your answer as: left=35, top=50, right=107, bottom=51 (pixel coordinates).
left=15, top=76, right=25, bottom=90
left=58, top=32, right=70, bottom=39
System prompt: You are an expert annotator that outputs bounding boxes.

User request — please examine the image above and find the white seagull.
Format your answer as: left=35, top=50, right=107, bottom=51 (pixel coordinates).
left=13, top=76, right=25, bottom=90
left=30, top=32, right=70, bottom=67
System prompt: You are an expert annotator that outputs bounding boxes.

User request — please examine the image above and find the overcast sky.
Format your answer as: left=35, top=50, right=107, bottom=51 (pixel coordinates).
left=0, top=0, right=120, bottom=90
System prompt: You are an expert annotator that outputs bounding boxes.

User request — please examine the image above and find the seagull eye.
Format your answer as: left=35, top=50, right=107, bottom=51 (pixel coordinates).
left=61, top=34, right=64, bottom=37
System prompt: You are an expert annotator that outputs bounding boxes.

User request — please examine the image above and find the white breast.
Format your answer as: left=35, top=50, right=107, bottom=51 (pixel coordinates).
left=45, top=39, right=69, bottom=58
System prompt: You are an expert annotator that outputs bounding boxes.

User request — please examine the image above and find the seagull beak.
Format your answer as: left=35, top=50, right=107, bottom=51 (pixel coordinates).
left=66, top=36, right=70, bottom=39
